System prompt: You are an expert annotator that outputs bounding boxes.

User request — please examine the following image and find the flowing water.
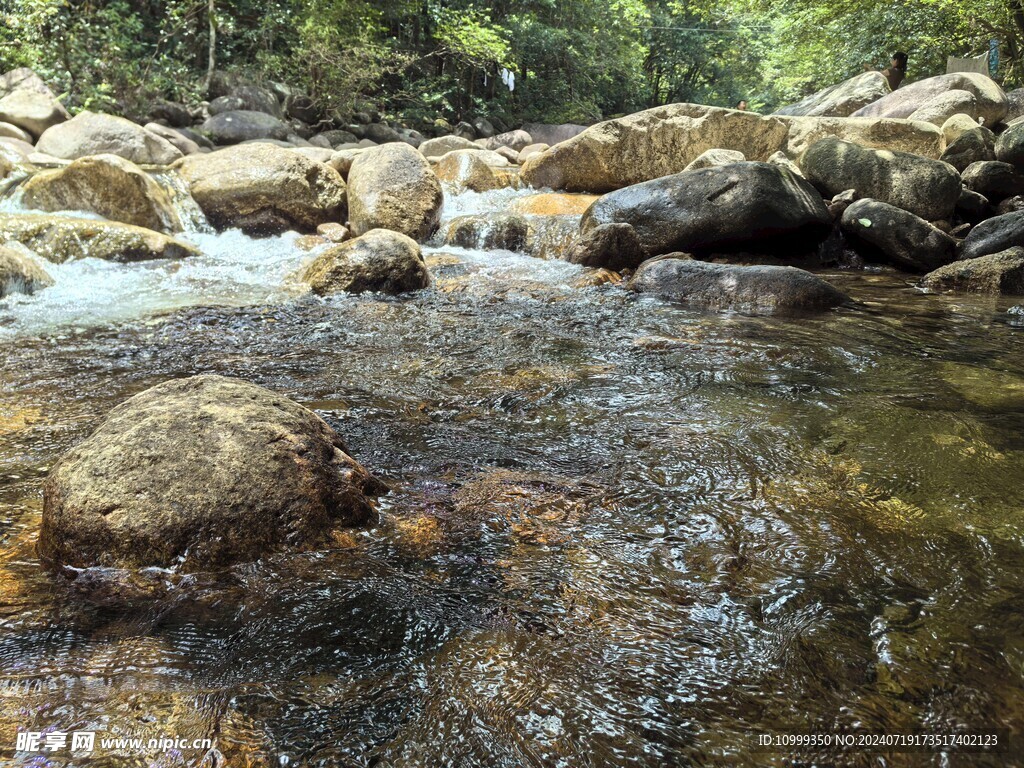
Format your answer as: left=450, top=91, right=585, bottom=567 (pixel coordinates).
left=1, top=181, right=1023, bottom=767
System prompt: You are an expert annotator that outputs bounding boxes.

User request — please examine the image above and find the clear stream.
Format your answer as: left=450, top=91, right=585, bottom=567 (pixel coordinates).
left=1, top=184, right=1023, bottom=766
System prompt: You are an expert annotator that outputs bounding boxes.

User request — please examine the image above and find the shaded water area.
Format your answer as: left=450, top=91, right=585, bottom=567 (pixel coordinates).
left=1, top=184, right=1024, bottom=766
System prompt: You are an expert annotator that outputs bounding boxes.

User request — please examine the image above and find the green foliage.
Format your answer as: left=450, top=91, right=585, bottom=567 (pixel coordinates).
left=1, top=0, right=1023, bottom=124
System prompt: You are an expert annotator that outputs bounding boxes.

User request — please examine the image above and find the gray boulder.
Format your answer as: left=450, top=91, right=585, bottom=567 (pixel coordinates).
left=580, top=161, right=831, bottom=258
left=995, top=121, right=1024, bottom=171
left=302, top=228, right=430, bottom=295
left=774, top=71, right=891, bottom=117
left=148, top=100, right=192, bottom=128
left=921, top=247, right=1024, bottom=295
left=939, top=127, right=995, bottom=172
left=683, top=148, right=746, bottom=171
left=960, top=210, right=1024, bottom=259
left=839, top=198, right=957, bottom=272
left=961, top=160, right=1024, bottom=203
left=908, top=89, right=979, bottom=126
left=39, top=375, right=386, bottom=571
left=629, top=256, right=848, bottom=311
left=852, top=72, right=1007, bottom=126
left=801, top=137, right=961, bottom=220
left=36, top=111, right=182, bottom=164
left=200, top=110, right=290, bottom=144
left=521, top=122, right=588, bottom=146
left=483, top=129, right=533, bottom=152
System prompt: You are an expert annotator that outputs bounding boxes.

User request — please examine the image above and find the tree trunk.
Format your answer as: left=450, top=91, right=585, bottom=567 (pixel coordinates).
left=202, top=0, right=216, bottom=96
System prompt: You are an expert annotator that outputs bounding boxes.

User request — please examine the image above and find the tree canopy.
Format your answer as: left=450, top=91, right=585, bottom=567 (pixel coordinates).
left=0, top=0, right=1020, bottom=125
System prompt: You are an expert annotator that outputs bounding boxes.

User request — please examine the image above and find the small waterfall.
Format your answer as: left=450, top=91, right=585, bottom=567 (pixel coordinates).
left=151, top=170, right=212, bottom=234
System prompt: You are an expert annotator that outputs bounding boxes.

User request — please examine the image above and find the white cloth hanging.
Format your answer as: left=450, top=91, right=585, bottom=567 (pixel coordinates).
left=499, top=68, right=515, bottom=92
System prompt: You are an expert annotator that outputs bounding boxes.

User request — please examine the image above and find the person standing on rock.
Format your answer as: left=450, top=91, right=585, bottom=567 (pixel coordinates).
left=863, top=51, right=908, bottom=90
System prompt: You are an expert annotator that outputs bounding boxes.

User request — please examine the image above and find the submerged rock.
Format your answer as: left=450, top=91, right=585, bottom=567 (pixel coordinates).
left=921, top=247, right=1024, bottom=295
left=840, top=199, right=957, bottom=272
left=21, top=154, right=183, bottom=233
left=175, top=143, right=346, bottom=235
left=629, top=256, right=848, bottom=311
left=347, top=143, right=443, bottom=241
left=0, top=213, right=199, bottom=263
left=444, top=214, right=531, bottom=252
left=302, top=228, right=430, bottom=295
left=581, top=162, right=831, bottom=258
left=521, top=104, right=790, bottom=192
left=801, top=137, right=961, bottom=221
left=0, top=243, right=53, bottom=297
left=39, top=375, right=386, bottom=571
left=36, top=111, right=183, bottom=165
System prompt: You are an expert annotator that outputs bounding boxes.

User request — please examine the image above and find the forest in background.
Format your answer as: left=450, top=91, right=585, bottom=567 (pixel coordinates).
left=1, top=0, right=1023, bottom=127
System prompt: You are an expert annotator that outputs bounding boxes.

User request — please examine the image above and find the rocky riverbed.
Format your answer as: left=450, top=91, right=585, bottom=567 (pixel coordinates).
left=1, top=65, right=1024, bottom=765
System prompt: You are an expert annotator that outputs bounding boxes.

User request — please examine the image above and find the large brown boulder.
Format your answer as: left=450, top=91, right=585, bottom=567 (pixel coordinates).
left=801, top=137, right=961, bottom=220
left=520, top=104, right=790, bottom=193
left=580, top=162, right=831, bottom=258
left=0, top=213, right=199, bottom=263
left=302, top=228, right=430, bottom=295
left=774, top=71, right=891, bottom=118
left=852, top=72, right=1007, bottom=126
left=303, top=227, right=432, bottom=296
left=175, top=144, right=346, bottom=235
left=39, top=375, right=386, bottom=571
left=21, top=154, right=183, bottom=233
left=36, top=111, right=183, bottom=165
left=921, top=247, right=1024, bottom=295
left=347, top=143, right=443, bottom=241
left=629, top=256, right=848, bottom=312
left=778, top=116, right=944, bottom=159
left=0, top=243, right=53, bottom=297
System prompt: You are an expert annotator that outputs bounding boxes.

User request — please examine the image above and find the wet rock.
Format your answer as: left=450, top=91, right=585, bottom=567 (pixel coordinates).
left=302, top=227, right=430, bottom=295
left=852, top=72, right=1008, bottom=126
left=420, top=135, right=481, bottom=158
left=801, top=137, right=961, bottom=220
left=148, top=99, right=192, bottom=128
left=433, top=149, right=512, bottom=192
left=961, top=160, right=1024, bottom=203
left=774, top=71, right=891, bottom=117
left=683, top=148, right=745, bottom=171
left=200, top=110, right=290, bottom=144
left=908, top=89, right=979, bottom=126
left=0, top=213, right=199, bottom=263
left=36, top=111, right=183, bottom=165
left=581, top=162, right=831, bottom=258
left=0, top=243, right=53, bottom=296
left=0, top=86, right=69, bottom=139
left=175, top=143, right=346, bottom=235
left=39, top=374, right=386, bottom=571
left=521, top=104, right=789, bottom=192
left=21, top=154, right=183, bottom=233
left=444, top=214, right=531, bottom=252
left=839, top=199, right=957, bottom=272
left=960, top=210, right=1024, bottom=259
left=921, top=247, right=1024, bottom=295
left=144, top=122, right=202, bottom=156
left=939, top=127, right=996, bottom=172
left=511, top=193, right=598, bottom=216
left=629, top=256, right=848, bottom=311
left=777, top=116, right=943, bottom=160
left=483, top=129, right=532, bottom=152
left=565, top=222, right=645, bottom=270
left=0, top=137, right=33, bottom=162
left=347, top=143, right=443, bottom=241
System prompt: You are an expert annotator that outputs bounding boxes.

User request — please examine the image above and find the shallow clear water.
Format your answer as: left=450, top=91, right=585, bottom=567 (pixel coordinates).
left=1, top=186, right=1023, bottom=766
